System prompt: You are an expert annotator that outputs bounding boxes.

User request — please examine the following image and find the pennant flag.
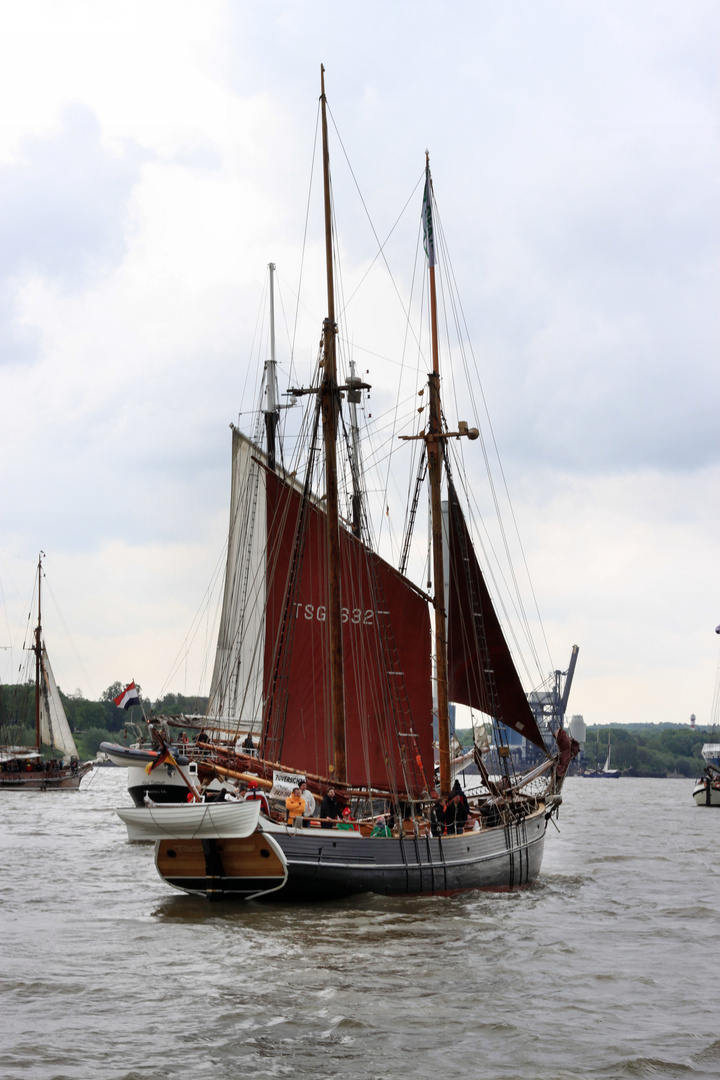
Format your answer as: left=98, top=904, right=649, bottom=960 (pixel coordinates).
left=113, top=681, right=140, bottom=710
left=422, top=171, right=436, bottom=268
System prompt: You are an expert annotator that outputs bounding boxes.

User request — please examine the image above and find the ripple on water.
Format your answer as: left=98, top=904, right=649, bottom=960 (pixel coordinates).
left=0, top=772, right=718, bottom=1080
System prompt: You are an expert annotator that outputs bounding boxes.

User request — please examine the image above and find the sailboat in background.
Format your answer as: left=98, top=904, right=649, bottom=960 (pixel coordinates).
left=598, top=735, right=621, bottom=778
left=0, top=554, right=93, bottom=790
left=122, top=69, right=578, bottom=899
left=582, top=729, right=620, bottom=778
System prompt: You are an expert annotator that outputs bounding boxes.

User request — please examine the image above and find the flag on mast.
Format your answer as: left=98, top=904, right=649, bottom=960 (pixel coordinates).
left=422, top=168, right=436, bottom=268
left=145, top=741, right=178, bottom=775
left=113, top=681, right=140, bottom=710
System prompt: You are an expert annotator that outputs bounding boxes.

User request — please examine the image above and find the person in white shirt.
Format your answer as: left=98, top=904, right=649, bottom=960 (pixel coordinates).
left=299, top=781, right=315, bottom=826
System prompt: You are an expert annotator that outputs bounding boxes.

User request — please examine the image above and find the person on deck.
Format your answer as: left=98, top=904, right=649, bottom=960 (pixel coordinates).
left=444, top=793, right=469, bottom=834
left=337, top=807, right=359, bottom=832
left=242, top=732, right=255, bottom=755
left=451, top=779, right=469, bottom=813
left=371, top=815, right=391, bottom=837
left=244, top=779, right=270, bottom=816
left=298, top=781, right=315, bottom=826
left=319, top=787, right=341, bottom=828
left=285, top=787, right=305, bottom=827
left=430, top=794, right=447, bottom=837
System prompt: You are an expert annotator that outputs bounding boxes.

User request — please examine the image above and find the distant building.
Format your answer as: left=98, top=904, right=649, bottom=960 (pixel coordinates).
left=567, top=715, right=587, bottom=748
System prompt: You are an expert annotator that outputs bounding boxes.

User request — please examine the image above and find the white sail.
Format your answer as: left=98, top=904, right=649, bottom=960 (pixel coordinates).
left=207, top=429, right=266, bottom=729
left=39, top=644, right=80, bottom=759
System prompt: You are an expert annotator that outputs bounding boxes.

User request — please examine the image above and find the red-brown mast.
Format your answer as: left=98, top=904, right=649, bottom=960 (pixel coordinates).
left=400, top=156, right=480, bottom=793
left=320, top=65, right=346, bottom=784
left=423, top=156, right=451, bottom=798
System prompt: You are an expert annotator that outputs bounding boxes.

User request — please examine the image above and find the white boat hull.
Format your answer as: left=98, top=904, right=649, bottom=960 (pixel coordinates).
left=693, top=777, right=720, bottom=806
left=116, top=799, right=262, bottom=841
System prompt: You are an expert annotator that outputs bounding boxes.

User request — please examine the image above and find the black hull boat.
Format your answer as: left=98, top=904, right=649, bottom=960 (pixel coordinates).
left=102, top=741, right=243, bottom=810
left=100, top=742, right=200, bottom=805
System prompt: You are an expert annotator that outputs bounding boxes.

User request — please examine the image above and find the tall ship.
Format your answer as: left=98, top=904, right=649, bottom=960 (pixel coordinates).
left=119, top=70, right=579, bottom=898
left=0, top=554, right=92, bottom=790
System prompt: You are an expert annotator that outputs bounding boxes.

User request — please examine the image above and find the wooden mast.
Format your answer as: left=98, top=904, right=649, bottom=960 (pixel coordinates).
left=265, top=261, right=279, bottom=471
left=424, top=155, right=451, bottom=798
left=34, top=552, right=42, bottom=751
left=320, top=65, right=346, bottom=784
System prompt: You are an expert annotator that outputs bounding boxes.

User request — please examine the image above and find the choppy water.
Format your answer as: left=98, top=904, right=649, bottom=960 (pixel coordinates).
left=1, top=770, right=718, bottom=1080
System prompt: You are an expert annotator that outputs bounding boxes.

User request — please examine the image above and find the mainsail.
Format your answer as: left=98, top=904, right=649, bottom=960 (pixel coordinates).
left=208, top=429, right=267, bottom=727
left=39, top=644, right=80, bottom=759
left=262, top=468, right=434, bottom=794
left=445, top=481, right=547, bottom=751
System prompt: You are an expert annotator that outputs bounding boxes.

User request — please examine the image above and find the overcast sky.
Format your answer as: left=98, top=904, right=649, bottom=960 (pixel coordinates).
left=1, top=1, right=718, bottom=728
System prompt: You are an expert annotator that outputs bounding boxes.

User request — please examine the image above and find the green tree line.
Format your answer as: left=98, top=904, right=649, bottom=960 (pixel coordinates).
left=579, top=724, right=711, bottom=777
left=455, top=723, right=712, bottom=778
left=0, top=682, right=208, bottom=760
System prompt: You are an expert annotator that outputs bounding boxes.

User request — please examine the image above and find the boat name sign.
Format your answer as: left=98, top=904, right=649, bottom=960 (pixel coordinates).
left=271, top=770, right=308, bottom=798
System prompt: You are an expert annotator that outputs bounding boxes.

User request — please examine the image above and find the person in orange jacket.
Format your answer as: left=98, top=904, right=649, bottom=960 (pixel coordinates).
left=285, top=787, right=305, bottom=827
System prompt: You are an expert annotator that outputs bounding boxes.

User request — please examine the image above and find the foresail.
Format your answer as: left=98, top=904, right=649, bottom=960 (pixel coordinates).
left=39, top=645, right=79, bottom=758
left=262, top=469, right=433, bottom=794
left=207, top=429, right=266, bottom=729
left=445, top=483, right=547, bottom=751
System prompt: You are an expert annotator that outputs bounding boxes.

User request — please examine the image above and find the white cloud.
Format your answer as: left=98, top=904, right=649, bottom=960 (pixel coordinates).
left=0, top=0, right=718, bottom=728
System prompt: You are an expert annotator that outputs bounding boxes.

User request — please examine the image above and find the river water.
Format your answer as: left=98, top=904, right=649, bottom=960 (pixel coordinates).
left=1, top=770, right=718, bottom=1080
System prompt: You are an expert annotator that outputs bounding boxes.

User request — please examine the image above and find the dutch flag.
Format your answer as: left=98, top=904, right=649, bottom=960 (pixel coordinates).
left=114, top=681, right=140, bottom=710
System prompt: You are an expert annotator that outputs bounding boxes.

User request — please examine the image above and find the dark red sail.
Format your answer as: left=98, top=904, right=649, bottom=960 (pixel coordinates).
left=262, top=469, right=433, bottom=794
left=446, top=484, right=546, bottom=750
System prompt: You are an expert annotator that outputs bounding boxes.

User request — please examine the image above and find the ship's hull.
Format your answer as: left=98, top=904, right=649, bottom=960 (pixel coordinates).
left=693, top=777, right=720, bottom=806
left=0, top=762, right=93, bottom=790
left=127, top=763, right=199, bottom=806
left=99, top=744, right=202, bottom=806
left=154, top=804, right=549, bottom=900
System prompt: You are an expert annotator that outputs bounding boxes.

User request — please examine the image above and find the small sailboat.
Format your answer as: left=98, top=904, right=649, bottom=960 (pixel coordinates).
left=599, top=738, right=621, bottom=778
left=0, top=555, right=93, bottom=790
left=582, top=729, right=620, bottom=778
left=124, top=69, right=578, bottom=898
